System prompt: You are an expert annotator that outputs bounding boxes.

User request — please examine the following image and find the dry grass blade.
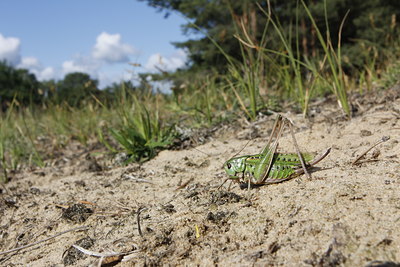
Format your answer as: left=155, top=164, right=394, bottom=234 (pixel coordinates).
left=72, top=244, right=135, bottom=257
left=352, top=136, right=390, bottom=165
left=136, top=207, right=148, bottom=237
left=175, top=177, right=194, bottom=191
left=1, top=183, right=10, bottom=194
left=0, top=226, right=89, bottom=256
left=72, top=244, right=141, bottom=266
left=121, top=173, right=154, bottom=184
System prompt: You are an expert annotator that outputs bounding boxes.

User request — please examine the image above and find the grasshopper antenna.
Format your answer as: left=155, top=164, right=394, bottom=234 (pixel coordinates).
left=229, top=139, right=253, bottom=159
left=192, top=147, right=225, bottom=166
left=193, top=147, right=211, bottom=157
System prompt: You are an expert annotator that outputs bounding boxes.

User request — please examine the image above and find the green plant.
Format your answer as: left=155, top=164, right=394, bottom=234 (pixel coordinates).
left=301, top=0, right=351, bottom=117
left=0, top=99, right=45, bottom=182
left=380, top=60, right=400, bottom=89
left=0, top=122, right=8, bottom=183
left=233, top=0, right=351, bottom=117
left=256, top=1, right=311, bottom=116
left=107, top=92, right=175, bottom=163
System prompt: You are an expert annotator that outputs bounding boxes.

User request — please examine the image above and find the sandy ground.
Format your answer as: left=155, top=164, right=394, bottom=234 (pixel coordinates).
left=0, top=93, right=399, bottom=266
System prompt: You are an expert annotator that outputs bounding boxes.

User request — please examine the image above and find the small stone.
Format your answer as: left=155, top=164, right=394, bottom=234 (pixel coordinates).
left=360, top=130, right=372, bottom=137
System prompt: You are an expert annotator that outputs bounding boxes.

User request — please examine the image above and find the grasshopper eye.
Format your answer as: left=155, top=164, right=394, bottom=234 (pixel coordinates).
left=226, top=163, right=232, bottom=169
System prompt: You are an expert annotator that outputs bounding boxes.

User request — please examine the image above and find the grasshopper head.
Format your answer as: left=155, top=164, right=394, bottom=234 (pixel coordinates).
left=223, top=156, right=246, bottom=180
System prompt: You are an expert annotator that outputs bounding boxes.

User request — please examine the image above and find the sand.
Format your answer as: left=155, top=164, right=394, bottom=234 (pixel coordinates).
left=0, top=94, right=399, bottom=266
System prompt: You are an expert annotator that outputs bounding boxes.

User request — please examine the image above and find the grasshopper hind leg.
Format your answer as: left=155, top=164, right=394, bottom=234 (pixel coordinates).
left=287, top=117, right=311, bottom=179
left=294, top=148, right=331, bottom=176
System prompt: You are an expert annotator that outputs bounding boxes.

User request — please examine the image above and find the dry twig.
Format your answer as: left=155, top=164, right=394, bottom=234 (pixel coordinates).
left=0, top=226, right=89, bottom=256
left=175, top=177, right=194, bottom=191
left=122, top=173, right=154, bottom=184
left=72, top=244, right=140, bottom=265
left=136, top=207, right=148, bottom=237
left=352, top=136, right=390, bottom=165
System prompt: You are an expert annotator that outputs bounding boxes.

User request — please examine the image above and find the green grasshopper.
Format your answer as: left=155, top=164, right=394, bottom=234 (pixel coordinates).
left=223, top=114, right=331, bottom=186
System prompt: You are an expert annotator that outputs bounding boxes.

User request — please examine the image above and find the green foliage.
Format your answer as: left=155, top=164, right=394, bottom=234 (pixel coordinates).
left=0, top=100, right=44, bottom=182
left=0, top=63, right=107, bottom=110
left=145, top=0, right=391, bottom=117
left=380, top=60, right=400, bottom=89
left=107, top=92, right=176, bottom=163
left=301, top=0, right=350, bottom=117
left=141, top=0, right=400, bottom=74
left=0, top=99, right=119, bottom=182
left=0, top=60, right=41, bottom=109
left=342, top=0, right=400, bottom=69
left=56, top=72, right=100, bottom=107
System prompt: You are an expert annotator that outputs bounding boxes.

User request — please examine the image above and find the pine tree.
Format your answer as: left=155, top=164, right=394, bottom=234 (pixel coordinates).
left=141, top=0, right=400, bottom=72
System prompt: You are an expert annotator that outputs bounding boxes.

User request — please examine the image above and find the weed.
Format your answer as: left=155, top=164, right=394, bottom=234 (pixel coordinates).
left=106, top=91, right=176, bottom=163
left=301, top=0, right=351, bottom=117
left=380, top=60, right=400, bottom=89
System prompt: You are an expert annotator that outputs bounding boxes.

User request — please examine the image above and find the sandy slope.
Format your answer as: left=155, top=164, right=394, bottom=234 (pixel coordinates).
left=0, top=96, right=399, bottom=266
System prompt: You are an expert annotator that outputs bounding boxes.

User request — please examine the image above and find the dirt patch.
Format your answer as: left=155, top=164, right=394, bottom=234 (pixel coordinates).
left=1, top=95, right=399, bottom=266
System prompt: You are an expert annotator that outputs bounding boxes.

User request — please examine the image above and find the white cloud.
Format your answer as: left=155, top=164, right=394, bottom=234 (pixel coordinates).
left=61, top=54, right=100, bottom=76
left=92, top=32, right=136, bottom=63
left=39, top=67, right=56, bottom=80
left=145, top=49, right=187, bottom=72
left=18, top=56, right=40, bottom=69
left=0, top=34, right=56, bottom=81
left=61, top=32, right=140, bottom=87
left=62, top=60, right=89, bottom=74
left=17, top=56, right=56, bottom=81
left=151, top=80, right=174, bottom=94
left=97, top=70, right=138, bottom=89
left=60, top=32, right=137, bottom=87
left=62, top=55, right=138, bottom=88
left=0, top=31, right=185, bottom=89
left=143, top=50, right=188, bottom=94
left=0, top=33, right=21, bottom=65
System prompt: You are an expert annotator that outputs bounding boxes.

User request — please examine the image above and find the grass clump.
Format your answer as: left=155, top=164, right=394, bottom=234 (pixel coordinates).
left=0, top=101, right=44, bottom=182
left=230, top=0, right=351, bottom=117
left=107, top=95, right=175, bottom=163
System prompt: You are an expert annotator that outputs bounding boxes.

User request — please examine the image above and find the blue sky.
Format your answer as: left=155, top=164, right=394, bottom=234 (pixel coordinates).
left=0, top=0, right=189, bottom=88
